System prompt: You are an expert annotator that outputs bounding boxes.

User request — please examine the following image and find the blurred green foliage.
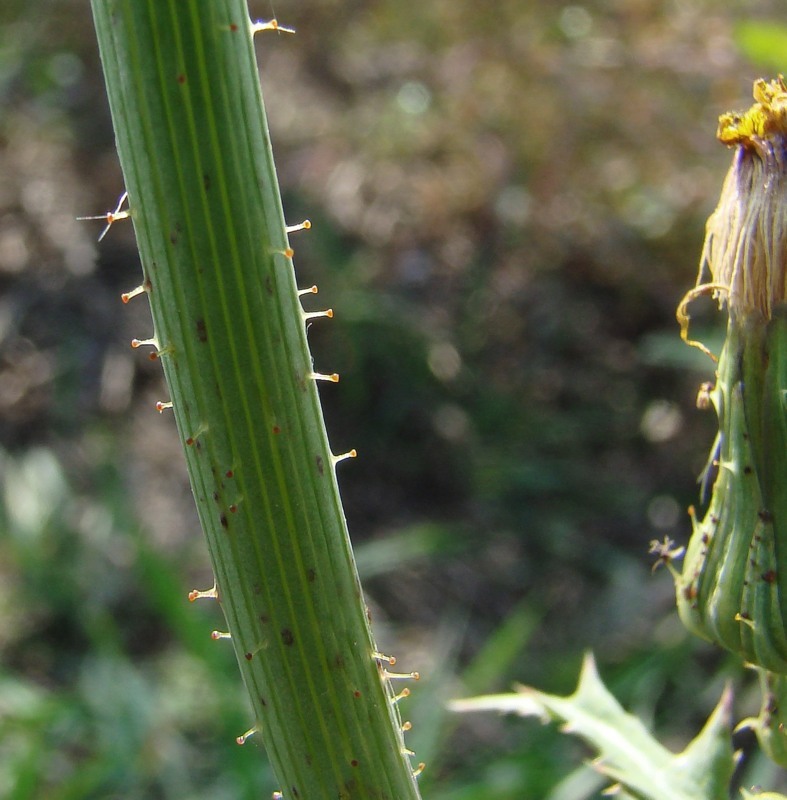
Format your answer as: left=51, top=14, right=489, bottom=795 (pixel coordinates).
left=1, top=0, right=786, bottom=797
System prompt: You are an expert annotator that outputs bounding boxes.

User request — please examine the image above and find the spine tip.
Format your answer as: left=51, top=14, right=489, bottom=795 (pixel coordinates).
left=333, top=449, right=357, bottom=465
left=390, top=687, right=411, bottom=704
left=188, top=584, right=218, bottom=602
left=302, top=308, right=333, bottom=322
left=235, top=726, right=259, bottom=745
left=121, top=283, right=147, bottom=304
left=76, top=190, right=130, bottom=241
left=251, top=18, right=296, bottom=35
left=309, top=371, right=340, bottom=383
left=384, top=670, right=420, bottom=681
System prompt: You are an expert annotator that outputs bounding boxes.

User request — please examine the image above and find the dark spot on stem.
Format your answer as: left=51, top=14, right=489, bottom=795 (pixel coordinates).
left=316, top=455, right=324, bottom=476
left=203, top=173, right=211, bottom=191
left=177, top=73, right=186, bottom=84
left=763, top=570, right=777, bottom=583
left=196, top=318, right=208, bottom=342
left=265, top=275, right=274, bottom=296
left=259, top=695, right=267, bottom=707
left=281, top=628, right=294, bottom=646
left=334, top=653, right=345, bottom=668
left=245, top=652, right=253, bottom=661
left=760, top=509, right=774, bottom=523
left=350, top=759, right=359, bottom=768
left=220, top=514, right=228, bottom=529
left=307, top=567, right=316, bottom=583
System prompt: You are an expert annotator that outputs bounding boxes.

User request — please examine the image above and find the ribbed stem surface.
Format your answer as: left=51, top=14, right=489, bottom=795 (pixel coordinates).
left=90, top=2, right=422, bottom=797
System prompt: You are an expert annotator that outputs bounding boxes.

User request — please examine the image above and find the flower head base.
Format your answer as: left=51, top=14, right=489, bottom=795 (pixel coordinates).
left=679, top=77, right=787, bottom=349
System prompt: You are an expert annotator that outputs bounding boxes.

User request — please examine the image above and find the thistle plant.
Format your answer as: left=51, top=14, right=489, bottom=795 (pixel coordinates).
left=88, top=1, right=422, bottom=797
left=674, top=75, right=787, bottom=765
left=453, top=79, right=787, bottom=798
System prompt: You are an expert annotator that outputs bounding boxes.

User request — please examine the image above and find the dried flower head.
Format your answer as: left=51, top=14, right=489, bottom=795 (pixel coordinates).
left=678, top=77, right=787, bottom=356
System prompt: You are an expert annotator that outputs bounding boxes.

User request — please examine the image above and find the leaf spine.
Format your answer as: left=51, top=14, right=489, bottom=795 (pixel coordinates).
left=302, top=308, right=333, bottom=323
left=131, top=337, right=159, bottom=350
left=236, top=725, right=259, bottom=745
left=185, top=422, right=209, bottom=446
left=309, top=371, right=340, bottom=383
left=390, top=687, right=410, bottom=704
left=121, top=281, right=149, bottom=303
left=384, top=669, right=420, bottom=681
left=333, top=449, right=357, bottom=465
left=286, top=219, right=311, bottom=233
left=76, top=190, right=130, bottom=241
left=272, top=245, right=295, bottom=259
left=251, top=18, right=296, bottom=35
left=188, top=584, right=218, bottom=602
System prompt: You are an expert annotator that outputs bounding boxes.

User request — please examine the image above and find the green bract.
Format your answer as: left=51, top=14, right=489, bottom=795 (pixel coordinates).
left=674, top=77, right=787, bottom=765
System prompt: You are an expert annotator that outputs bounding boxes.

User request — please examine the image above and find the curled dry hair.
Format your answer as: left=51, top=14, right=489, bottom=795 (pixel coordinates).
left=678, top=76, right=787, bottom=358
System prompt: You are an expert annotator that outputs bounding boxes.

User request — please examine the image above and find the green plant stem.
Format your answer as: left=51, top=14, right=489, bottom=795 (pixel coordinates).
left=89, top=2, right=422, bottom=797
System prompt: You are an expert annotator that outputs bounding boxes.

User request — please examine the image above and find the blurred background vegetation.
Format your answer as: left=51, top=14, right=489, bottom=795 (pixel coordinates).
left=1, top=0, right=786, bottom=797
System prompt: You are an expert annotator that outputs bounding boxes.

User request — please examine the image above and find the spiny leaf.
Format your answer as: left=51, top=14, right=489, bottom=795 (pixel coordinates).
left=450, top=653, right=734, bottom=800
